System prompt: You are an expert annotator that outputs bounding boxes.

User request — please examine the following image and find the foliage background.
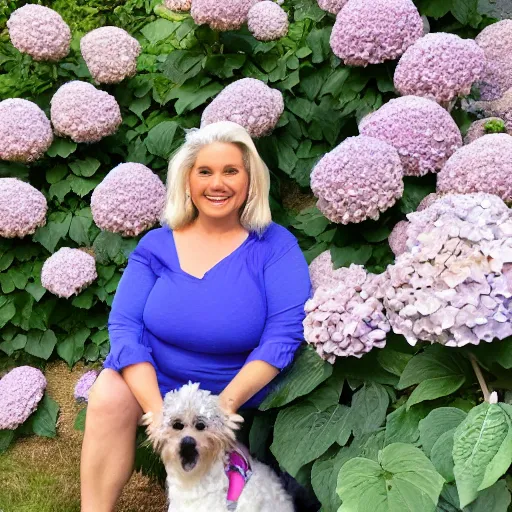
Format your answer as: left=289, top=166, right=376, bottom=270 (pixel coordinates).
left=1, top=0, right=512, bottom=510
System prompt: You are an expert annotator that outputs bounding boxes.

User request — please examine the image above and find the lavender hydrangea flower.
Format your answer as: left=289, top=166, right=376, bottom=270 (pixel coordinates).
left=304, top=269, right=390, bottom=362
left=80, top=27, right=142, bottom=84
left=0, top=366, right=47, bottom=430
left=437, top=134, right=512, bottom=202
left=359, top=96, right=462, bottom=177
left=91, top=163, right=166, bottom=237
left=0, top=99, right=53, bottom=163
left=310, top=135, right=404, bottom=224
left=201, top=78, right=284, bottom=138
left=464, top=118, right=508, bottom=144
left=330, top=0, right=423, bottom=66
left=0, top=178, right=47, bottom=238
left=388, top=220, right=409, bottom=256
left=394, top=33, right=485, bottom=104
left=164, top=0, right=192, bottom=10
left=309, top=252, right=367, bottom=292
left=50, top=81, right=122, bottom=143
left=191, top=0, right=260, bottom=31
left=74, top=370, right=98, bottom=403
left=384, top=193, right=512, bottom=347
left=247, top=1, right=289, bottom=41
left=476, top=20, right=512, bottom=100
left=7, top=4, right=71, bottom=61
left=417, top=192, right=441, bottom=211
left=317, top=0, right=348, bottom=15
left=41, top=248, right=97, bottom=298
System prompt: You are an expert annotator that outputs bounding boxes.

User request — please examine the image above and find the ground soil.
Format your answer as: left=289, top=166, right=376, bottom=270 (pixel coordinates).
left=2, top=360, right=168, bottom=512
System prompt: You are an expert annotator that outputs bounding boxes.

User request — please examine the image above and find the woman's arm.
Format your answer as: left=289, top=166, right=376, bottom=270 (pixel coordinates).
left=219, top=360, right=279, bottom=414
left=122, top=362, right=163, bottom=414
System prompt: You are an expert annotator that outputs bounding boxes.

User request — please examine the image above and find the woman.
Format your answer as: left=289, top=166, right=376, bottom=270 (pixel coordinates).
left=80, top=121, right=312, bottom=511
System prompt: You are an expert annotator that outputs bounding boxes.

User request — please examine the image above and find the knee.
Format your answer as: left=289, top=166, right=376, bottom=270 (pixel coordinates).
left=87, top=369, right=142, bottom=426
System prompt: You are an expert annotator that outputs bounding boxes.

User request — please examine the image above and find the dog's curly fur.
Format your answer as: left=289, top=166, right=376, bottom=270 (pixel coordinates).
left=144, top=383, right=294, bottom=512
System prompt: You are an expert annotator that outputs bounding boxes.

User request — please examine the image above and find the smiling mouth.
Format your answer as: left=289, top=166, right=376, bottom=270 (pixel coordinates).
left=204, top=195, right=231, bottom=205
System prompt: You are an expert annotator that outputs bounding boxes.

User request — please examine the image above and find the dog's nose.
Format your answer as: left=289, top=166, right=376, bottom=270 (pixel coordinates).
left=181, top=436, right=196, bottom=448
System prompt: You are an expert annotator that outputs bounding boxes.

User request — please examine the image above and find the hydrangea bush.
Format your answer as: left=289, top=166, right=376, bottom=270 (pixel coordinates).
left=2, top=1, right=512, bottom=510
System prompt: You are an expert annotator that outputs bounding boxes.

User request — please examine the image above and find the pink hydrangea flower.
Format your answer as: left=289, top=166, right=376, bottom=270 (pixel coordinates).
left=164, top=0, right=192, bottom=10
left=0, top=178, right=47, bottom=238
left=0, top=366, right=47, bottom=430
left=7, top=4, right=71, bottom=61
left=91, top=163, right=166, bottom=237
left=247, top=1, right=289, bottom=41
left=0, top=99, right=53, bottom=163
left=191, top=0, right=260, bottom=31
left=74, top=370, right=99, bottom=403
left=317, top=0, right=348, bottom=15
left=41, top=248, right=97, bottom=298
left=309, top=252, right=367, bottom=292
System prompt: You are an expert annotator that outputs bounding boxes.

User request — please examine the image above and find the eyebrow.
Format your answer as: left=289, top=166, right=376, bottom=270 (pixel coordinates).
left=195, top=163, right=243, bottom=169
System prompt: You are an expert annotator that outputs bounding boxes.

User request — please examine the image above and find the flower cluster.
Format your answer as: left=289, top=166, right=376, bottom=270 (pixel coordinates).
left=303, top=267, right=390, bottom=362
left=164, top=0, right=192, bottom=10
left=437, top=134, right=512, bottom=203
left=50, top=81, right=122, bottom=143
left=201, top=78, right=284, bottom=138
left=329, top=0, right=423, bottom=66
left=388, top=220, right=409, bottom=257
left=91, top=163, right=166, bottom=237
left=394, top=33, right=485, bottom=104
left=317, top=0, right=348, bottom=15
left=310, top=135, right=404, bottom=224
left=41, top=248, right=98, bottom=298
left=359, top=95, right=462, bottom=176
left=384, top=193, right=512, bottom=346
left=476, top=20, right=512, bottom=100
left=7, top=4, right=71, bottom=61
left=0, top=178, right=47, bottom=238
left=464, top=118, right=508, bottom=144
left=191, top=0, right=260, bottom=31
left=0, top=366, right=47, bottom=430
left=247, top=1, right=289, bottom=41
left=74, top=370, right=99, bottom=403
left=0, top=99, right=53, bottom=163
left=309, top=250, right=367, bottom=292
left=80, top=27, right=142, bottom=84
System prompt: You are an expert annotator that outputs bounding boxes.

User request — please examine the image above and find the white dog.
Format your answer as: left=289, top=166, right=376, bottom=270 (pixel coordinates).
left=143, top=383, right=294, bottom=512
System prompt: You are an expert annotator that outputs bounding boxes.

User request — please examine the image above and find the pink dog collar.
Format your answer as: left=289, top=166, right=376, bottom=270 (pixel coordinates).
left=226, top=447, right=252, bottom=507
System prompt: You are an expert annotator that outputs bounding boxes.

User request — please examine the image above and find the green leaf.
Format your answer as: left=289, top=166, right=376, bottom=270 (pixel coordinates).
left=384, top=404, right=431, bottom=446
left=145, top=120, right=182, bottom=160
left=0, top=299, right=16, bottom=328
left=451, top=0, right=481, bottom=26
left=0, top=429, right=15, bottom=453
left=69, top=213, right=92, bottom=246
left=330, top=245, right=373, bottom=268
left=31, top=395, right=59, bottom=438
left=416, top=0, right=452, bottom=18
left=57, top=327, right=90, bottom=367
left=350, top=382, right=389, bottom=438
left=377, top=349, right=412, bottom=377
left=161, top=50, right=204, bottom=85
left=129, top=93, right=152, bottom=119
left=24, top=329, right=57, bottom=360
left=398, top=345, right=468, bottom=408
left=74, top=407, right=87, bottom=432
left=141, top=18, right=178, bottom=43
left=66, top=175, right=100, bottom=197
left=399, top=176, right=436, bottom=214
left=419, top=407, right=467, bottom=457
left=305, top=27, right=332, bottom=64
left=338, top=443, right=445, bottom=512
left=33, top=213, right=72, bottom=252
left=259, top=347, right=333, bottom=410
left=431, top=429, right=457, bottom=482
left=291, top=207, right=330, bottom=237
left=438, top=480, right=511, bottom=512
left=69, top=157, right=101, bottom=177
left=46, top=164, right=69, bottom=184
left=204, top=54, right=246, bottom=79
left=0, top=333, right=27, bottom=356
left=271, top=402, right=350, bottom=476
left=46, top=138, right=77, bottom=158
left=72, top=289, right=94, bottom=309
left=470, top=338, right=512, bottom=369
left=25, top=282, right=46, bottom=302
left=453, top=402, right=512, bottom=508
left=174, top=82, right=223, bottom=115
left=93, top=231, right=123, bottom=264
left=49, top=180, right=72, bottom=202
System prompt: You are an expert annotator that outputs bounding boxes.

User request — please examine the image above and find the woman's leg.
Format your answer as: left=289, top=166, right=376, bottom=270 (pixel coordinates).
left=80, top=369, right=144, bottom=512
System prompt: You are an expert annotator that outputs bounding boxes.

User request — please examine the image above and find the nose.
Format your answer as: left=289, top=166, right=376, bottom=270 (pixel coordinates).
left=210, top=172, right=225, bottom=190
left=181, top=436, right=196, bottom=448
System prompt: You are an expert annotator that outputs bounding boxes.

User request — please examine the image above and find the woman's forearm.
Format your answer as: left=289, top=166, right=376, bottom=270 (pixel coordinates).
left=121, top=362, right=163, bottom=414
left=219, top=360, right=279, bottom=414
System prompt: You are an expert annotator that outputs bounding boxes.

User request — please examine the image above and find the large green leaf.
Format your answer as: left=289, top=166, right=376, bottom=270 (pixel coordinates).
left=350, top=382, right=389, bottom=438
left=338, top=443, right=445, bottom=512
left=453, top=402, right=512, bottom=508
left=145, top=120, right=183, bottom=160
left=384, top=404, right=431, bottom=446
left=437, top=480, right=511, bottom=512
left=271, top=401, right=350, bottom=476
left=431, top=429, right=457, bottom=482
left=24, top=329, right=57, bottom=360
left=57, top=327, right=91, bottom=367
left=31, top=395, right=59, bottom=438
left=33, top=213, right=72, bottom=253
left=259, top=347, right=332, bottom=410
left=419, top=407, right=467, bottom=457
left=0, top=429, right=15, bottom=454
left=69, top=157, right=100, bottom=177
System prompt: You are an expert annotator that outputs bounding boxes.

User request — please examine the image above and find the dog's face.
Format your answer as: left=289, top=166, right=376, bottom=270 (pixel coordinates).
left=147, top=383, right=243, bottom=480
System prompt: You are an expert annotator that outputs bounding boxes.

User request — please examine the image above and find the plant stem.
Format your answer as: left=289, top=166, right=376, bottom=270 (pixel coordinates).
left=469, top=353, right=491, bottom=403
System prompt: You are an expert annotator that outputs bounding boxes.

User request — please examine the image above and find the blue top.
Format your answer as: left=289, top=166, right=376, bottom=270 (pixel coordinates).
left=103, top=222, right=312, bottom=408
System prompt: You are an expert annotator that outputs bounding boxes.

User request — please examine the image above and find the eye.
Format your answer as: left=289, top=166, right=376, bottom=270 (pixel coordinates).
left=198, top=169, right=210, bottom=175
left=195, top=422, right=206, bottom=431
left=225, top=168, right=238, bottom=175
left=172, top=421, right=185, bottom=430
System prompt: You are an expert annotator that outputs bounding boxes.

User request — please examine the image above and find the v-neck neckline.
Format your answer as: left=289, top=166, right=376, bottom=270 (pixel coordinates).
left=168, top=228, right=252, bottom=281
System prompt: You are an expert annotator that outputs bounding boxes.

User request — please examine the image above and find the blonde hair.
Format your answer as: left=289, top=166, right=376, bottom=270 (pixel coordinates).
left=161, top=121, right=272, bottom=235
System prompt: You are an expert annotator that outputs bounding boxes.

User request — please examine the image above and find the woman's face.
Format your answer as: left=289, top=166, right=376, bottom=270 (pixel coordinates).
left=188, top=142, right=250, bottom=224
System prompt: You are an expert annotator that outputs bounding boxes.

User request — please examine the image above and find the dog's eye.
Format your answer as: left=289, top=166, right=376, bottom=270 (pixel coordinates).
left=172, top=421, right=185, bottom=430
left=195, top=422, right=206, bottom=431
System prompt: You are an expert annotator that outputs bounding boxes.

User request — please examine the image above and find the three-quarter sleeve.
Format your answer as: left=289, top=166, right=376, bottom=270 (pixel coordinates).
left=103, top=241, right=158, bottom=372
left=245, top=241, right=312, bottom=370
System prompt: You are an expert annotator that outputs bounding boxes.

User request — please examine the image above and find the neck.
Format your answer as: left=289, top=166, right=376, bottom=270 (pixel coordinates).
left=193, top=214, right=246, bottom=237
